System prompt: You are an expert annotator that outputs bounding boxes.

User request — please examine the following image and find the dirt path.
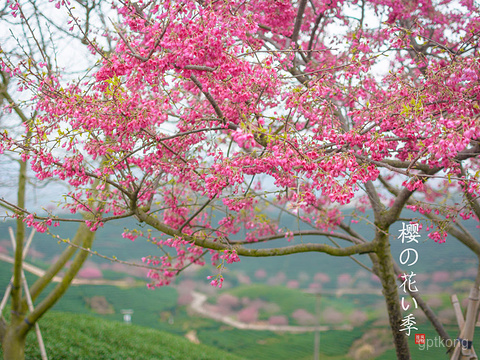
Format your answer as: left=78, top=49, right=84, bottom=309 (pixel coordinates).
left=0, top=253, right=132, bottom=287
left=189, top=291, right=353, bottom=333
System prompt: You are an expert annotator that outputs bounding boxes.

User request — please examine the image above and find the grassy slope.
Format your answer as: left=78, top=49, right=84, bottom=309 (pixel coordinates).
left=1, top=213, right=478, bottom=360
left=0, top=311, right=245, bottom=360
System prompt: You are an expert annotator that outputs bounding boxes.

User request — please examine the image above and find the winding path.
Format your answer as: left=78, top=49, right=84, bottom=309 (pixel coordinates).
left=189, top=291, right=353, bottom=333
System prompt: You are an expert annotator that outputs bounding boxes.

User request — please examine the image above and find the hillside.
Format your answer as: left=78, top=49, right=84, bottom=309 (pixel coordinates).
left=0, top=311, right=245, bottom=360
left=1, top=211, right=479, bottom=359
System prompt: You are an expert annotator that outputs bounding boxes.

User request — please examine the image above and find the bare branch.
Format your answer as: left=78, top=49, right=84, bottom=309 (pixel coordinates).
left=307, top=13, right=323, bottom=59
left=190, top=74, right=225, bottom=121
left=365, top=180, right=384, bottom=217
left=179, top=195, right=217, bottom=232
left=135, top=208, right=376, bottom=257
left=184, top=65, right=217, bottom=71
left=291, top=0, right=308, bottom=45
left=231, top=230, right=364, bottom=245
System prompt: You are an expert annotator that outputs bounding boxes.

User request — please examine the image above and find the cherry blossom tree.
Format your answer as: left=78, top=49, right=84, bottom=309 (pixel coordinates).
left=0, top=1, right=119, bottom=359
left=1, top=0, right=480, bottom=359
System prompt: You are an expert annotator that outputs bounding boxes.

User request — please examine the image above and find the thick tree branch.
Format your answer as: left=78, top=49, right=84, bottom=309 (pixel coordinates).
left=375, top=230, right=411, bottom=359
left=291, top=0, right=308, bottom=45
left=0, top=83, right=35, bottom=327
left=307, top=13, right=323, bottom=59
left=0, top=316, right=6, bottom=342
left=357, top=140, right=480, bottom=178
left=135, top=209, right=376, bottom=256
left=19, top=223, right=95, bottom=336
left=11, top=150, right=27, bottom=318
left=385, top=167, right=442, bottom=225
left=190, top=74, right=225, bottom=121
left=327, top=235, right=373, bottom=273
left=20, top=170, right=106, bottom=333
left=184, top=65, right=217, bottom=71
left=287, top=66, right=310, bottom=85
left=0, top=88, right=30, bottom=124
left=28, top=228, right=83, bottom=302
left=365, top=180, right=384, bottom=217
left=232, top=241, right=376, bottom=257
left=232, top=230, right=364, bottom=245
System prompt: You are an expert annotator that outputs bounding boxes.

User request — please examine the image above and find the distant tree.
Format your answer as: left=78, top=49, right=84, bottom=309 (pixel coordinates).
left=322, top=307, right=344, bottom=325
left=216, top=294, right=240, bottom=309
left=77, top=267, right=103, bottom=279
left=176, top=292, right=193, bottom=306
left=1, top=1, right=480, bottom=359
left=236, top=272, right=251, bottom=285
left=254, top=269, right=267, bottom=280
left=337, top=273, right=352, bottom=287
left=313, top=273, right=330, bottom=284
left=350, top=310, right=368, bottom=327
left=268, top=315, right=288, bottom=326
left=267, top=271, right=287, bottom=286
left=262, top=302, right=281, bottom=314
left=237, top=306, right=258, bottom=324
left=426, top=297, right=443, bottom=310
left=308, top=282, right=321, bottom=291
left=292, top=309, right=316, bottom=326
left=431, top=271, right=451, bottom=283
left=286, top=280, right=299, bottom=289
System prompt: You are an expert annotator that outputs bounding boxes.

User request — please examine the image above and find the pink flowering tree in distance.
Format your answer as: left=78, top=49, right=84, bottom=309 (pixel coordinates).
left=1, top=0, right=480, bottom=359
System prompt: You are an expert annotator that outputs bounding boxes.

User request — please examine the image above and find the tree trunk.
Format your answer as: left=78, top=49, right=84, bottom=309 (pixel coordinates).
left=377, top=232, right=411, bottom=360
left=2, top=325, right=26, bottom=360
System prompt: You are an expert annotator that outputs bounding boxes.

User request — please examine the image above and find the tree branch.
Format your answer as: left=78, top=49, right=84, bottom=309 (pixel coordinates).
left=365, top=180, right=384, bottom=217
left=233, top=241, right=376, bottom=257
left=19, top=223, right=95, bottom=336
left=190, top=74, right=225, bottom=121
left=136, top=208, right=376, bottom=257
left=291, top=0, right=308, bottom=45
left=307, top=13, right=323, bottom=59
left=232, top=230, right=364, bottom=245
left=28, top=225, right=84, bottom=302
left=184, top=65, right=217, bottom=71
left=0, top=316, right=6, bottom=342
left=178, top=194, right=217, bottom=232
